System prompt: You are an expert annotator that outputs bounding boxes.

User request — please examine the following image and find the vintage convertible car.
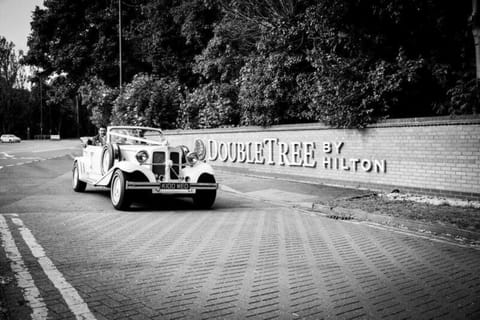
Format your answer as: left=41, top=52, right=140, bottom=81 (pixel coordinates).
left=72, top=126, right=217, bottom=210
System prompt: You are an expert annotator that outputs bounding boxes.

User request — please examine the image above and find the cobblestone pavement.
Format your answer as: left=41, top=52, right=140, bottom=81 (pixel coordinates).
left=1, top=189, right=480, bottom=319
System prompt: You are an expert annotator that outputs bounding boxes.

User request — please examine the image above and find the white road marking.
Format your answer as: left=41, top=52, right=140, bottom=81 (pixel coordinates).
left=0, top=215, right=48, bottom=320
left=10, top=217, right=97, bottom=320
left=0, top=152, right=15, bottom=159
left=0, top=157, right=51, bottom=169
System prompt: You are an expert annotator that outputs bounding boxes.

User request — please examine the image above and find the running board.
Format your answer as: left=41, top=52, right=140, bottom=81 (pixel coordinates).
left=93, top=168, right=115, bottom=186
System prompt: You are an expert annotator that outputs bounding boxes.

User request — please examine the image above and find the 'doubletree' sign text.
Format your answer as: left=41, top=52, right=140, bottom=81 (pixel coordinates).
left=205, top=139, right=386, bottom=173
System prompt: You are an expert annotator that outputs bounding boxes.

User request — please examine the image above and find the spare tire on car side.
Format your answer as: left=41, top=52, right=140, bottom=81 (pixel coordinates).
left=101, top=143, right=120, bottom=175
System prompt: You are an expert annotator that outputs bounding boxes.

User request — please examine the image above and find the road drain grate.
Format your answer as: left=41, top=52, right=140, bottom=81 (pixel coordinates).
left=327, top=215, right=354, bottom=220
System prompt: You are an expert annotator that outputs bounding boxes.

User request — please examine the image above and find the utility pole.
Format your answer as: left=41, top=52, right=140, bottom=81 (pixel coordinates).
left=472, top=0, right=480, bottom=79
left=76, top=95, right=80, bottom=137
left=119, top=0, right=123, bottom=107
left=39, top=76, right=43, bottom=138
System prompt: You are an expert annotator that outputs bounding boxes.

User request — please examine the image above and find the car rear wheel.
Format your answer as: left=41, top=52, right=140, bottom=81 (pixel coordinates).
left=111, top=170, right=131, bottom=210
left=72, top=162, right=87, bottom=192
left=193, top=174, right=216, bottom=209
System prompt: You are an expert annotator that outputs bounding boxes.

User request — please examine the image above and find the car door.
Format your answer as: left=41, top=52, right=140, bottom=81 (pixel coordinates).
left=84, top=145, right=104, bottom=179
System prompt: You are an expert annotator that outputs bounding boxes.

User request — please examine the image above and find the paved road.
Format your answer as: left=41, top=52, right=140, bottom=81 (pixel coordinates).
left=0, top=141, right=479, bottom=319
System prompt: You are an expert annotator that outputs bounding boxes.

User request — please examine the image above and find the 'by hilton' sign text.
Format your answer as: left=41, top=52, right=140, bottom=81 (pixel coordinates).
left=205, top=139, right=386, bottom=173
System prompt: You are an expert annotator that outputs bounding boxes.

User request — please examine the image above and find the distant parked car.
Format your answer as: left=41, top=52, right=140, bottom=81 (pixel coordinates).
left=0, top=134, right=21, bottom=143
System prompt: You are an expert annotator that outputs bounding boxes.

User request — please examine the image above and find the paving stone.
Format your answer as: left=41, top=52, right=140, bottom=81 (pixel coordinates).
left=1, top=191, right=480, bottom=319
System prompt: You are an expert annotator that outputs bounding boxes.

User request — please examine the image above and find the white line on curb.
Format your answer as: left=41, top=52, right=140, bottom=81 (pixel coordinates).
left=32, top=147, right=77, bottom=153
left=0, top=215, right=48, bottom=320
left=11, top=217, right=97, bottom=320
left=219, top=184, right=242, bottom=194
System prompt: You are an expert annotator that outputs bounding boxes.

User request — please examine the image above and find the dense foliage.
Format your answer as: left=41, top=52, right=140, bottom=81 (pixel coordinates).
left=79, top=77, right=118, bottom=128
left=16, top=0, right=480, bottom=134
left=178, top=82, right=239, bottom=128
left=110, top=74, right=182, bottom=129
left=0, top=36, right=39, bottom=137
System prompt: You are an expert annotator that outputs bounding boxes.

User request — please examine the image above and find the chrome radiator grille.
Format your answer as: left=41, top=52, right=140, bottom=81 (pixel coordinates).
left=152, top=150, right=181, bottom=179
left=152, top=152, right=165, bottom=176
left=170, top=152, right=180, bottom=179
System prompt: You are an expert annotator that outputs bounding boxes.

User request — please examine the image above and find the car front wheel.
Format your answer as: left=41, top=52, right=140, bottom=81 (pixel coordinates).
left=193, top=174, right=216, bottom=209
left=111, top=170, right=131, bottom=210
left=72, top=162, right=87, bottom=192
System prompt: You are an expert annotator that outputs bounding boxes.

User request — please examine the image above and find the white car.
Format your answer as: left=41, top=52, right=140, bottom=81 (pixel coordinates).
left=0, top=134, right=21, bottom=143
left=72, top=126, right=218, bottom=210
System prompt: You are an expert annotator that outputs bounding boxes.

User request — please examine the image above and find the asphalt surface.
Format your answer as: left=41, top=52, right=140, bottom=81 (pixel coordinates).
left=0, top=140, right=479, bottom=319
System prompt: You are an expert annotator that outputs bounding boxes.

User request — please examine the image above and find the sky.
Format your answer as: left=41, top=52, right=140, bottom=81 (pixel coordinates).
left=0, top=0, right=44, bottom=53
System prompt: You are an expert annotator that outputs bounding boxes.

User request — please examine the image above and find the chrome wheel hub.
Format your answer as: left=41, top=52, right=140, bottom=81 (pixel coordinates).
left=111, top=176, right=121, bottom=205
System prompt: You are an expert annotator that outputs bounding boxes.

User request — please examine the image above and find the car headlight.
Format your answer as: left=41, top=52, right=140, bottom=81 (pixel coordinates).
left=186, top=152, right=199, bottom=166
left=136, top=150, right=149, bottom=164
left=194, top=139, right=206, bottom=161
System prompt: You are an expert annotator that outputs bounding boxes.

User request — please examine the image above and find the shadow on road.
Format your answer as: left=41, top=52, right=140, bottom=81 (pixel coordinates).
left=83, top=189, right=250, bottom=212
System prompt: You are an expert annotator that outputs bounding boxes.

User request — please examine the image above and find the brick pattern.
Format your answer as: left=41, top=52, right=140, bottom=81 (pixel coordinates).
left=165, top=116, right=480, bottom=199
left=4, top=201, right=480, bottom=319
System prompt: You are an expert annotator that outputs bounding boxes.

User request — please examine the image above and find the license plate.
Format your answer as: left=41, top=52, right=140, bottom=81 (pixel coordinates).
left=153, top=183, right=191, bottom=193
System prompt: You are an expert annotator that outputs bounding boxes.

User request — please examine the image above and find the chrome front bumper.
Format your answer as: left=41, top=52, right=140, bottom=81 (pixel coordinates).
left=126, top=181, right=218, bottom=194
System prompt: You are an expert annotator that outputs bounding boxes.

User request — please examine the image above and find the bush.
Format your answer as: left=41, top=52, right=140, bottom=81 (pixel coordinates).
left=238, top=53, right=314, bottom=126
left=79, top=77, right=117, bottom=128
left=298, top=48, right=433, bottom=127
left=442, top=77, right=480, bottom=115
left=178, top=82, right=239, bottom=129
left=111, top=74, right=182, bottom=129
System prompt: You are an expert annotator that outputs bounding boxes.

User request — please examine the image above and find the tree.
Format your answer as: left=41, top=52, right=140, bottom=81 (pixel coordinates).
left=24, top=0, right=148, bottom=87
left=126, top=0, right=221, bottom=86
left=45, top=75, right=76, bottom=135
left=0, top=36, right=34, bottom=136
left=23, top=0, right=478, bottom=130
left=79, top=77, right=118, bottom=128
left=111, top=73, right=182, bottom=129
left=191, top=0, right=477, bottom=127
left=301, top=0, right=477, bottom=119
left=178, top=82, right=239, bottom=128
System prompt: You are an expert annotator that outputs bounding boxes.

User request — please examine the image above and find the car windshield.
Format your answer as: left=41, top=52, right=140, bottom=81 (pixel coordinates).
left=109, top=128, right=166, bottom=145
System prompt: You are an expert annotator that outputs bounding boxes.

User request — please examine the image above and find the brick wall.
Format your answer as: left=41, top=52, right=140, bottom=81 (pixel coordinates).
left=165, top=116, right=480, bottom=200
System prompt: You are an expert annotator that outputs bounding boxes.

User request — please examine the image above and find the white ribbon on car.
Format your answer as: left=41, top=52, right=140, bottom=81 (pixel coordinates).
left=109, top=131, right=167, bottom=145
